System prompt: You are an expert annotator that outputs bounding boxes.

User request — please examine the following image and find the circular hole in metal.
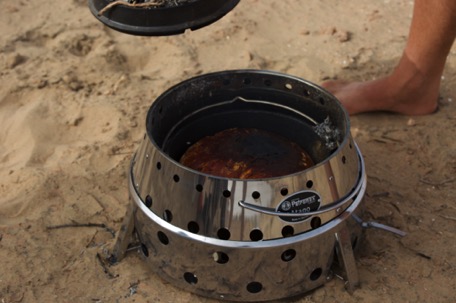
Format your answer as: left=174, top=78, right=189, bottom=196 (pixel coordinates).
left=310, top=268, right=323, bottom=281
left=173, top=174, right=180, bottom=182
left=252, top=191, right=260, bottom=199
left=213, top=251, right=229, bottom=264
left=184, top=272, right=198, bottom=285
left=319, top=97, right=325, bottom=105
left=222, top=190, right=231, bottom=198
left=342, top=156, right=346, bottom=164
left=304, top=89, right=310, bottom=96
left=195, top=184, right=203, bottom=192
left=311, top=217, right=322, bottom=229
left=281, top=249, right=296, bottom=262
left=163, top=209, right=173, bottom=222
left=285, top=83, right=293, bottom=90
left=158, top=106, right=163, bottom=114
left=144, top=195, right=153, bottom=208
left=306, top=180, right=313, bottom=188
left=280, top=187, right=289, bottom=196
left=141, top=243, right=149, bottom=257
left=281, top=225, right=294, bottom=237
left=157, top=231, right=169, bottom=245
left=217, top=228, right=231, bottom=240
left=264, top=79, right=272, bottom=86
left=243, top=78, right=252, bottom=85
left=156, top=162, right=162, bottom=170
left=250, top=229, right=263, bottom=241
left=188, top=221, right=200, bottom=234
left=246, top=281, right=263, bottom=294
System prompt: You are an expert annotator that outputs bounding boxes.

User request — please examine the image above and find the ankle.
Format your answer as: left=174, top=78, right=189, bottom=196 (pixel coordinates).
left=386, top=68, right=440, bottom=114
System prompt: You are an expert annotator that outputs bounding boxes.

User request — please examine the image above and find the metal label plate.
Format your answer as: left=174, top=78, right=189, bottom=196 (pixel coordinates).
left=276, top=190, right=321, bottom=223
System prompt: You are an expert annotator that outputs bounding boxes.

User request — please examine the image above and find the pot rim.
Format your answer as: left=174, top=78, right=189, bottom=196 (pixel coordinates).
left=145, top=69, right=352, bottom=181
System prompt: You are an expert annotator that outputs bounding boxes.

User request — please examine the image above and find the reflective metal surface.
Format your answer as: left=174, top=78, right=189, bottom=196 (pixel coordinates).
left=129, top=162, right=366, bottom=301
left=132, top=70, right=362, bottom=240
left=132, top=136, right=360, bottom=240
left=118, top=70, right=368, bottom=301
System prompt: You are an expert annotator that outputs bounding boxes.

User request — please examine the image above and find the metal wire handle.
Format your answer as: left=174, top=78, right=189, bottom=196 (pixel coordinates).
left=239, top=144, right=366, bottom=218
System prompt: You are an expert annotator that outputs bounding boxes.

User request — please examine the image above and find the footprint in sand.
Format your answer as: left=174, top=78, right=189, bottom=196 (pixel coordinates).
left=0, top=90, right=122, bottom=172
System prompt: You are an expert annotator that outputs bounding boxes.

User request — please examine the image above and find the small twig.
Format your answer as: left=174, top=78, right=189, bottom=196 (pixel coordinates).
left=416, top=252, right=432, bottom=260
left=124, top=242, right=141, bottom=252
left=96, top=253, right=118, bottom=279
left=88, top=193, right=106, bottom=211
left=370, top=138, right=387, bottom=144
left=98, top=0, right=165, bottom=16
left=399, top=241, right=432, bottom=261
left=389, top=201, right=401, bottom=214
left=439, top=214, right=456, bottom=222
left=47, top=222, right=105, bottom=229
left=380, top=135, right=403, bottom=143
left=85, top=232, right=98, bottom=248
left=419, top=177, right=456, bottom=186
left=47, top=222, right=116, bottom=238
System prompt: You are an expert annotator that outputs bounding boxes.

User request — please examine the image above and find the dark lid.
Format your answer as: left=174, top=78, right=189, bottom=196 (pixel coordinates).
left=88, top=0, right=240, bottom=36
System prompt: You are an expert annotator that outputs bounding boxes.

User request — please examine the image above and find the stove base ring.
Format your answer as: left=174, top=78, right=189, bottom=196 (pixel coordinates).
left=110, top=143, right=366, bottom=301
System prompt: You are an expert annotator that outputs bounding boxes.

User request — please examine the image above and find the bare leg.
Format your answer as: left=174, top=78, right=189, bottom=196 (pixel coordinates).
left=322, top=0, right=456, bottom=115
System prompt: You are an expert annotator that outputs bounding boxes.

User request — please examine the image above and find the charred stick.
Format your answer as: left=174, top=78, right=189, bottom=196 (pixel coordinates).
left=46, top=222, right=116, bottom=237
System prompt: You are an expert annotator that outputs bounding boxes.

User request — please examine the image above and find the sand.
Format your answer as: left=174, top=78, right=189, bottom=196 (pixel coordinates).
left=1, top=0, right=455, bottom=302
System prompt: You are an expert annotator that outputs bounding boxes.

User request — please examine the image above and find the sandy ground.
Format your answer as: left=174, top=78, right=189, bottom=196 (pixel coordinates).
left=1, top=0, right=455, bottom=302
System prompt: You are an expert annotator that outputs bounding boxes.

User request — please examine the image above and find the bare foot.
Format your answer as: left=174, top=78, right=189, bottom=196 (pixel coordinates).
left=321, top=73, right=440, bottom=116
left=322, top=0, right=456, bottom=116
